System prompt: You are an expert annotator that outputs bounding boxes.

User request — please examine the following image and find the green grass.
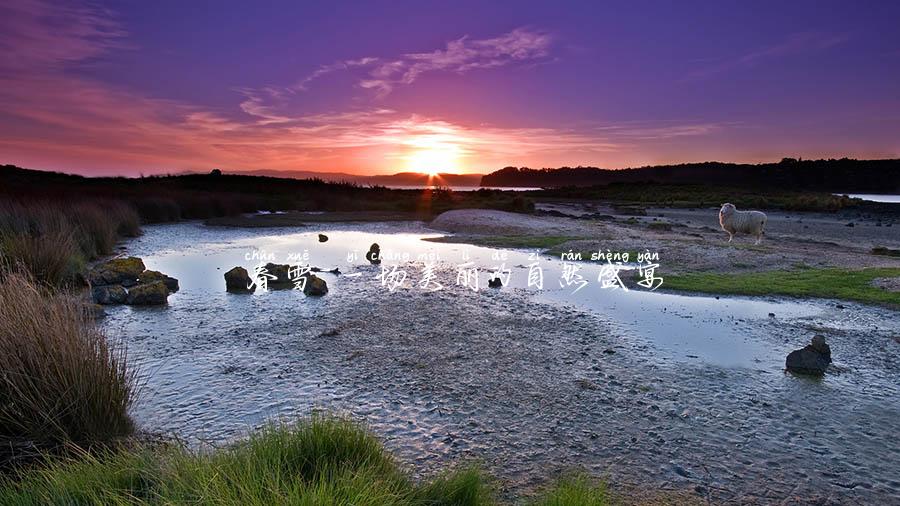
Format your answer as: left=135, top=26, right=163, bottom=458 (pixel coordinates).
left=425, top=235, right=580, bottom=250
left=530, top=474, right=609, bottom=506
left=0, top=416, right=468, bottom=505
left=0, top=416, right=621, bottom=505
left=665, top=267, right=900, bottom=306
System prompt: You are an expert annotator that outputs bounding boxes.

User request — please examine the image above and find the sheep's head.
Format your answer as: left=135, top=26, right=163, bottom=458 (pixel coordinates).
left=719, top=203, right=736, bottom=217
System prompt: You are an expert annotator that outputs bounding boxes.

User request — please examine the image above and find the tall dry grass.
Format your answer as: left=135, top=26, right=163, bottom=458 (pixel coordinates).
left=0, top=269, right=138, bottom=465
left=0, top=200, right=141, bottom=286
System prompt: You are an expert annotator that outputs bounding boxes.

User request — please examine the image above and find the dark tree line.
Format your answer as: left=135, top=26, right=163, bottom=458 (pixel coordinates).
left=479, top=158, right=900, bottom=193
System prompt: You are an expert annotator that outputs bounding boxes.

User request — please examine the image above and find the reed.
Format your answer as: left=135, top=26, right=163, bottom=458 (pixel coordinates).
left=0, top=269, right=138, bottom=467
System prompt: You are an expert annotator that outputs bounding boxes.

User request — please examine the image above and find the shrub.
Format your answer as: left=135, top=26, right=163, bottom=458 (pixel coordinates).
left=133, top=197, right=181, bottom=223
left=0, top=269, right=137, bottom=467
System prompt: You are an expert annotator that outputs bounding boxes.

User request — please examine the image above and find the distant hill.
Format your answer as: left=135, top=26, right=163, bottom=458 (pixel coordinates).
left=235, top=169, right=482, bottom=187
left=480, top=158, right=900, bottom=193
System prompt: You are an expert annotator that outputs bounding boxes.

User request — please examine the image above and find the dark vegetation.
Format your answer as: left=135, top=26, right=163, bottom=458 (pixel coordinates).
left=481, top=158, right=900, bottom=193
left=1, top=165, right=533, bottom=225
left=531, top=182, right=867, bottom=212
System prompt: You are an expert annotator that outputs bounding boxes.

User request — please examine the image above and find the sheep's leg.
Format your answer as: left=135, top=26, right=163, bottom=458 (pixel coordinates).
left=754, top=234, right=761, bottom=245
left=727, top=232, right=733, bottom=243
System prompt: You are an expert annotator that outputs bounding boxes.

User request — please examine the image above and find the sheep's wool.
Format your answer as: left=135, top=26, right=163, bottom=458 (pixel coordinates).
left=719, top=203, right=767, bottom=243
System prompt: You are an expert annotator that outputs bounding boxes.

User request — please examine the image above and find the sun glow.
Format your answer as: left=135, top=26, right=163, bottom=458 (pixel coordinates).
left=403, top=135, right=463, bottom=175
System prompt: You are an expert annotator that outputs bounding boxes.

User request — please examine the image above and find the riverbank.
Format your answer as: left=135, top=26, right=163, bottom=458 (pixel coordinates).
left=427, top=206, right=900, bottom=306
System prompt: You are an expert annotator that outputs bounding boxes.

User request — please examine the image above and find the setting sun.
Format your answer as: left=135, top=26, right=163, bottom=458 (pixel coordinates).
left=402, top=131, right=463, bottom=175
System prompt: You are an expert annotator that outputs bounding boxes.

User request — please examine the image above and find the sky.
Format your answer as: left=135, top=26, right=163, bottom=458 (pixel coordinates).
left=1, top=0, right=899, bottom=176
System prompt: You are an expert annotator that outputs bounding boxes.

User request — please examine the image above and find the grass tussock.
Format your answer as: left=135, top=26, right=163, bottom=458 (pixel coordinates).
left=530, top=474, right=609, bottom=506
left=0, top=416, right=495, bottom=505
left=665, top=267, right=900, bottom=306
left=0, top=270, right=137, bottom=466
left=0, top=200, right=141, bottom=286
left=0, top=415, right=630, bottom=505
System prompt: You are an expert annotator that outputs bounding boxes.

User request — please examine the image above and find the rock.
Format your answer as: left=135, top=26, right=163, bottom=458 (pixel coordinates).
left=303, top=274, right=328, bottom=296
left=264, top=263, right=293, bottom=288
left=92, top=285, right=127, bottom=305
left=488, top=277, right=503, bottom=288
left=224, top=266, right=255, bottom=293
left=139, top=270, right=179, bottom=293
left=125, top=281, right=168, bottom=305
left=786, top=335, right=832, bottom=375
left=846, top=222, right=855, bottom=227
left=809, top=334, right=832, bottom=361
left=366, top=243, right=381, bottom=264
left=318, top=234, right=328, bottom=242
left=87, top=257, right=145, bottom=286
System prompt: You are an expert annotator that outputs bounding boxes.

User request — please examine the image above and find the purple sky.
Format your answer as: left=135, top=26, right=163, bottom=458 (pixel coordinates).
left=1, top=0, right=899, bottom=175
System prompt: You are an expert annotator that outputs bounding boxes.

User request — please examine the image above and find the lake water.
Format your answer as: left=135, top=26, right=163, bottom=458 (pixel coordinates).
left=104, top=221, right=900, bottom=502
left=840, top=193, right=900, bottom=203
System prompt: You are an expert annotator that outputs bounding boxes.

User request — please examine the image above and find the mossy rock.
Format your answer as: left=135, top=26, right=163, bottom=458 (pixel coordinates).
left=92, top=285, right=127, bottom=305
left=88, top=257, right=146, bottom=286
left=139, top=270, right=179, bottom=292
left=125, top=281, right=168, bottom=305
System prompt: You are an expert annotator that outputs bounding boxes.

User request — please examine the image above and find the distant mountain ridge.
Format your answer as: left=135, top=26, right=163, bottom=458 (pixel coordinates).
left=480, top=159, right=900, bottom=193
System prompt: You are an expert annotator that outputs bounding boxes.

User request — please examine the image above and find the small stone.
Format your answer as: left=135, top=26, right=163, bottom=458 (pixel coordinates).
left=303, top=274, right=328, bottom=296
left=488, top=277, right=502, bottom=288
left=318, top=234, right=328, bottom=242
left=365, top=243, right=381, bottom=264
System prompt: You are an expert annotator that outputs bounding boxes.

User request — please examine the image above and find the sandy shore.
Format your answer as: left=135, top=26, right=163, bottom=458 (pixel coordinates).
left=429, top=206, right=900, bottom=278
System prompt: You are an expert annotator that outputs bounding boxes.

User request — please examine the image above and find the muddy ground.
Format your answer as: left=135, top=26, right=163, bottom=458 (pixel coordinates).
left=429, top=204, right=900, bottom=277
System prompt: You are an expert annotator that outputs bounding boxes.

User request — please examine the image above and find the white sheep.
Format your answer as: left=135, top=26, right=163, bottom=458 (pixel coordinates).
left=719, top=203, right=767, bottom=244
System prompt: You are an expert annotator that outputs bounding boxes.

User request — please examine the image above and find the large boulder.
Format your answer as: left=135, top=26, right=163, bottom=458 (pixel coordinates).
left=303, top=274, right=328, bottom=296
left=139, top=270, right=179, bottom=293
left=125, top=281, right=169, bottom=305
left=264, top=263, right=293, bottom=288
left=365, top=243, right=381, bottom=264
left=224, top=266, right=254, bottom=293
left=92, top=285, right=127, bottom=305
left=786, top=335, right=832, bottom=375
left=88, top=257, right=145, bottom=286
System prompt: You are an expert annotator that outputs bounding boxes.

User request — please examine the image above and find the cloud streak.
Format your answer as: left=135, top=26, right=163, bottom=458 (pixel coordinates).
left=683, top=31, right=848, bottom=81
